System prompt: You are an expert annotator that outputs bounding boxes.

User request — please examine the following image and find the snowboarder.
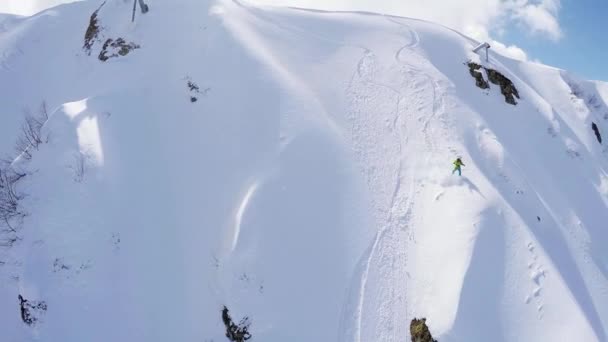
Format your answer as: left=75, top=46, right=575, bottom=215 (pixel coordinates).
left=452, top=158, right=465, bottom=176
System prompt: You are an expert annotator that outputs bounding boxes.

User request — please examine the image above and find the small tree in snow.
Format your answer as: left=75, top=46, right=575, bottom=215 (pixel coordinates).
left=0, top=167, right=25, bottom=246
left=14, top=102, right=49, bottom=160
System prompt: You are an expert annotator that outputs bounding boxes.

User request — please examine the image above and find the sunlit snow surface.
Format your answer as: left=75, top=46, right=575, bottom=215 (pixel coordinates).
left=0, top=0, right=607, bottom=341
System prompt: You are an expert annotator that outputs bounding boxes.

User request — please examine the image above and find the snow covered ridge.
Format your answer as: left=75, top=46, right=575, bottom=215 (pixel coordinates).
left=0, top=0, right=607, bottom=341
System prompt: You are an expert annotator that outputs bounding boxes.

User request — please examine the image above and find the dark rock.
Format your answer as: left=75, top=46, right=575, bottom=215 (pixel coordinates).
left=83, top=1, right=106, bottom=55
left=185, top=78, right=210, bottom=103
left=222, top=306, right=251, bottom=342
left=485, top=68, right=520, bottom=105
left=18, top=295, right=47, bottom=326
left=467, top=62, right=489, bottom=89
left=592, top=122, right=602, bottom=144
left=466, top=62, right=520, bottom=105
left=187, top=81, right=200, bottom=92
left=98, top=38, right=140, bottom=62
left=410, top=318, right=437, bottom=342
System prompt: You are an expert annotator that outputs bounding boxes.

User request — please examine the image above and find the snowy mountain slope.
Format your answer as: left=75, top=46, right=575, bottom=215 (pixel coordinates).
left=0, top=0, right=607, bottom=341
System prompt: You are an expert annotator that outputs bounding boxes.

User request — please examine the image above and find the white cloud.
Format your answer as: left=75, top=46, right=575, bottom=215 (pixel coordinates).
left=512, top=0, right=562, bottom=41
left=489, top=39, right=529, bottom=61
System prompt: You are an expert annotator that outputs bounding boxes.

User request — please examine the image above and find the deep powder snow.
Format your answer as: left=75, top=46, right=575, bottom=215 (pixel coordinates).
left=0, top=1, right=607, bottom=341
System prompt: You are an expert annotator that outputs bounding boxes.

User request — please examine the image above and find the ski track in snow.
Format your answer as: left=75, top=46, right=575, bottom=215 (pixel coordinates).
left=228, top=12, right=427, bottom=337
left=344, top=14, right=461, bottom=341
left=343, top=17, right=452, bottom=341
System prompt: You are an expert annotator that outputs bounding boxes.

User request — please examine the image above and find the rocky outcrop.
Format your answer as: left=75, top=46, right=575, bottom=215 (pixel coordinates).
left=83, top=1, right=106, bottom=55
left=18, top=295, right=47, bottom=326
left=98, top=38, right=140, bottom=62
left=467, top=62, right=489, bottom=89
left=410, top=318, right=438, bottom=342
left=592, top=122, right=602, bottom=144
left=467, top=62, right=520, bottom=105
left=486, top=68, right=520, bottom=105
left=83, top=2, right=139, bottom=62
left=222, top=306, right=252, bottom=342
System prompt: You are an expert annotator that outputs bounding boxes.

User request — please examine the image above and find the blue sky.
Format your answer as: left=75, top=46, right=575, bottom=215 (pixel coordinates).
left=503, top=0, right=608, bottom=81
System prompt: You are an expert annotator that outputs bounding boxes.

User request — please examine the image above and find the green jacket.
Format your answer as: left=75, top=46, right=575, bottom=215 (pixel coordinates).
left=453, top=159, right=464, bottom=168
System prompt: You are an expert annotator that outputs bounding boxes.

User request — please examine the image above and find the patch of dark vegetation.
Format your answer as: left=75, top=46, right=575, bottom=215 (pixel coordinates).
left=83, top=1, right=106, bottom=55
left=18, top=295, right=47, bottom=326
left=188, top=80, right=199, bottom=102
left=98, top=38, right=140, bottom=61
left=467, top=62, right=489, bottom=89
left=592, top=122, right=602, bottom=144
left=185, top=78, right=210, bottom=103
left=188, top=80, right=200, bottom=92
left=467, top=62, right=520, bottom=105
left=70, top=151, right=87, bottom=183
left=15, top=102, right=50, bottom=160
left=53, top=258, right=70, bottom=272
left=52, top=257, right=92, bottom=276
left=222, top=306, right=251, bottom=342
left=410, top=318, right=437, bottom=342
left=0, top=160, right=22, bottom=250
left=0, top=166, right=25, bottom=241
left=1, top=102, right=49, bottom=251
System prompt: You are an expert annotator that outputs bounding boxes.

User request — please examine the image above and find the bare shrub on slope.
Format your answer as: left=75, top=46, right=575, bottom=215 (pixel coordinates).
left=1, top=102, right=49, bottom=249
left=14, top=102, right=49, bottom=160
left=221, top=306, right=252, bottom=342
left=0, top=167, right=25, bottom=246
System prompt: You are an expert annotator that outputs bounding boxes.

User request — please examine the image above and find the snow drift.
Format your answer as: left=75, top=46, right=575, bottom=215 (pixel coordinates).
left=0, top=0, right=607, bottom=341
